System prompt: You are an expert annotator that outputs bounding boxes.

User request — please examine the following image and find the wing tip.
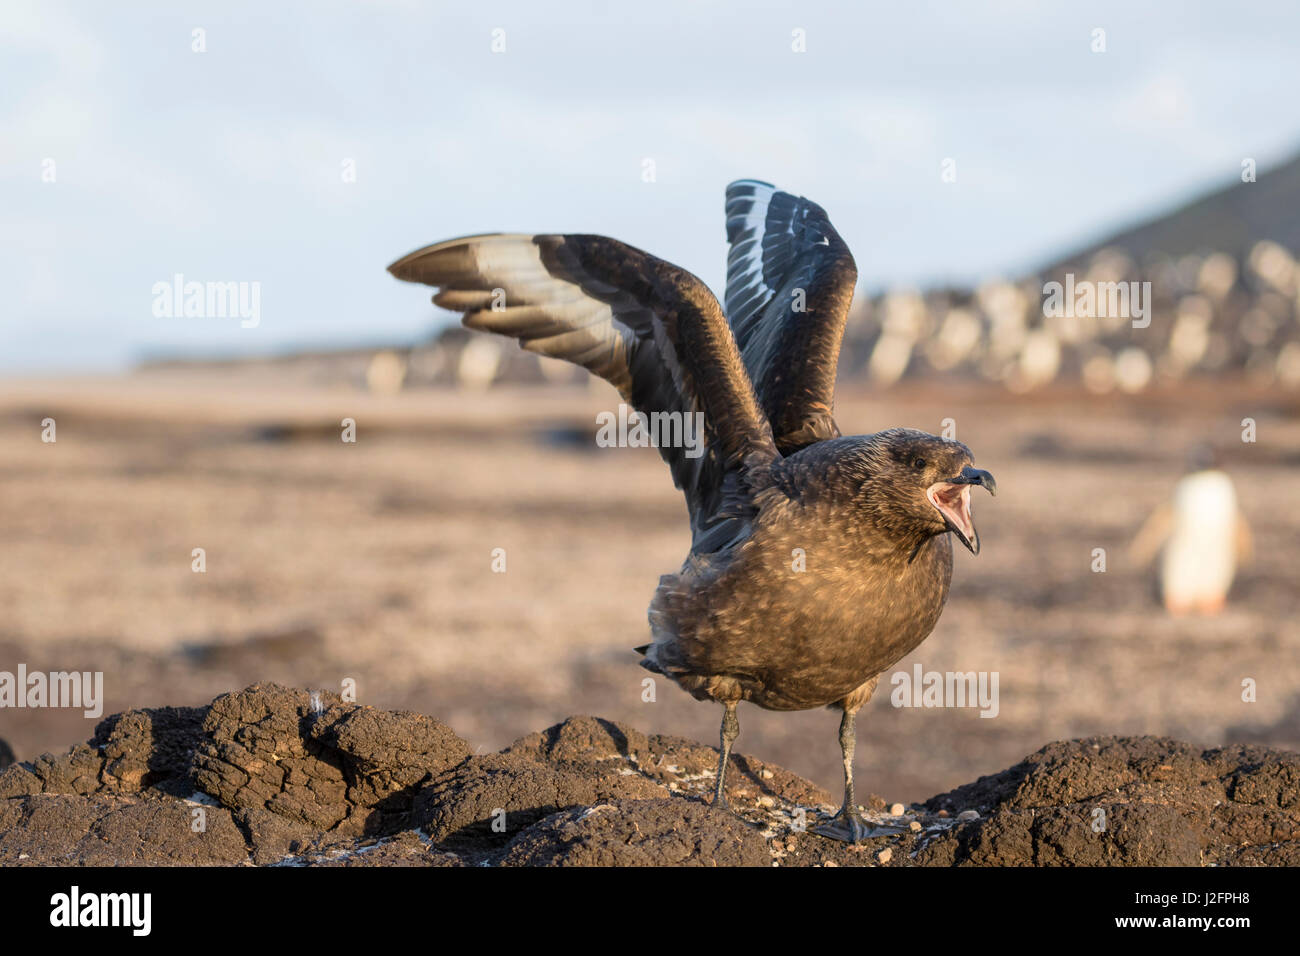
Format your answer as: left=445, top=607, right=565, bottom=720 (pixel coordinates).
left=386, top=233, right=537, bottom=282
left=725, top=179, right=779, bottom=209
left=386, top=253, right=417, bottom=280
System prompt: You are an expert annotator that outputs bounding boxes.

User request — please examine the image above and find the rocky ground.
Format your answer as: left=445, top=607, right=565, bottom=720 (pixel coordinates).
left=1, top=683, right=1296, bottom=866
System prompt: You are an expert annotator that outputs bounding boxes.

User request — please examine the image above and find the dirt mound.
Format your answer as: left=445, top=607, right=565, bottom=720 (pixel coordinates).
left=0, top=684, right=1296, bottom=866
left=916, top=736, right=1300, bottom=865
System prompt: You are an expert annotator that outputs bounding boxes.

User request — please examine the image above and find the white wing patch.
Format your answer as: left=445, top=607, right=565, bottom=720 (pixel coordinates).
left=725, top=180, right=786, bottom=326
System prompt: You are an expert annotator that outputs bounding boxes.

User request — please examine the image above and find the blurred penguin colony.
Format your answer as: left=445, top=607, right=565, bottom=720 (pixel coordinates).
left=842, top=240, right=1300, bottom=394
left=378, top=239, right=1300, bottom=395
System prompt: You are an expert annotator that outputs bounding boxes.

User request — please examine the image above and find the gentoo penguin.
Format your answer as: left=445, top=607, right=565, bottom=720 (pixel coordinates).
left=388, top=180, right=996, bottom=842
left=1130, top=446, right=1251, bottom=615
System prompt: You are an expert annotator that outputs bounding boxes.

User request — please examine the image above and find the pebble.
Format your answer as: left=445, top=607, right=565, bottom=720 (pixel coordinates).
left=937, top=809, right=950, bottom=818
left=757, top=795, right=775, bottom=808
left=876, top=848, right=893, bottom=864
left=889, top=802, right=905, bottom=816
left=909, top=820, right=922, bottom=832
left=823, top=860, right=839, bottom=868
left=957, top=809, right=980, bottom=822
left=759, top=769, right=774, bottom=780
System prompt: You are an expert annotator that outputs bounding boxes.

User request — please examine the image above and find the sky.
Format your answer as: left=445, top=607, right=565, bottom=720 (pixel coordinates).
left=2, top=0, right=1299, bottom=372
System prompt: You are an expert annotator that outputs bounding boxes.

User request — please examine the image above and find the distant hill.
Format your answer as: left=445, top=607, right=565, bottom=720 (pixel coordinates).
left=1041, top=150, right=1300, bottom=271
left=833, top=149, right=1300, bottom=392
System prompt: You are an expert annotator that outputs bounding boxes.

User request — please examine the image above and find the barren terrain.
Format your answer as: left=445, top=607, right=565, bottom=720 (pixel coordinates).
left=1, top=372, right=1298, bottom=804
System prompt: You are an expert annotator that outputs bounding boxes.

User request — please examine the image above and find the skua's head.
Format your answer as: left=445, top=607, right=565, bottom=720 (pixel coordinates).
left=854, top=428, right=996, bottom=554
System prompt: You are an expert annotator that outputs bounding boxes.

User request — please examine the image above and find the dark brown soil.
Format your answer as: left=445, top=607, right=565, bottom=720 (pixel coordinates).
left=1, top=683, right=1296, bottom=866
